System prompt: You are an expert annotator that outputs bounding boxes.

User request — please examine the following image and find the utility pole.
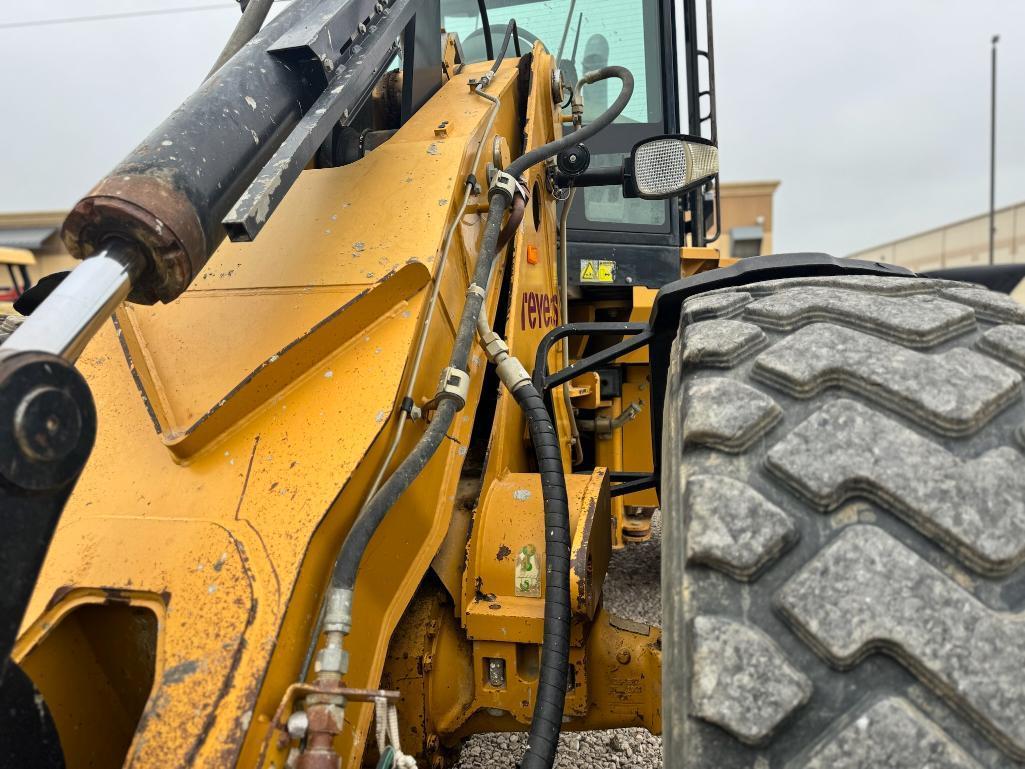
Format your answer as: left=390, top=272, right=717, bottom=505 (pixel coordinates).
left=989, top=34, right=999, bottom=264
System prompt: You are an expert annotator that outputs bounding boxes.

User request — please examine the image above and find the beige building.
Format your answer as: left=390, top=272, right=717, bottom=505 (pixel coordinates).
left=1, top=180, right=780, bottom=289
left=848, top=200, right=1025, bottom=272
left=718, top=180, right=780, bottom=259
left=0, top=210, right=76, bottom=283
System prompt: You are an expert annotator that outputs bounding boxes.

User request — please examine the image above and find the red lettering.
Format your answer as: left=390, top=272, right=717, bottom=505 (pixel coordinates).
left=518, top=291, right=562, bottom=331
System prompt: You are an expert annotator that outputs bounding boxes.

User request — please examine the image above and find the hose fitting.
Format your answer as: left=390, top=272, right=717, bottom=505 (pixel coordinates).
left=313, top=588, right=353, bottom=680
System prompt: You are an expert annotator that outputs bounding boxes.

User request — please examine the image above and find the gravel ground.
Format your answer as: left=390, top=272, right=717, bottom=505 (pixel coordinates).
left=454, top=512, right=664, bottom=769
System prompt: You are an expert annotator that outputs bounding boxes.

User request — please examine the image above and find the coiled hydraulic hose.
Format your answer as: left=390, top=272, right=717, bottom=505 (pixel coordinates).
left=511, top=382, right=571, bottom=769
left=471, top=66, right=635, bottom=769
left=327, top=61, right=634, bottom=769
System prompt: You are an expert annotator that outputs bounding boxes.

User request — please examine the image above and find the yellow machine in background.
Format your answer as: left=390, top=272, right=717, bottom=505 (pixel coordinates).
left=0, top=246, right=34, bottom=316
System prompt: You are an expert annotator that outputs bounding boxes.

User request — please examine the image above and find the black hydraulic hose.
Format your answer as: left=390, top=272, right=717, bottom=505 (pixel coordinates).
left=331, top=61, right=634, bottom=769
left=332, top=20, right=523, bottom=591
left=514, top=384, right=570, bottom=769
left=490, top=19, right=521, bottom=74
left=477, top=0, right=494, bottom=60
left=206, top=0, right=274, bottom=79
left=506, top=65, right=633, bottom=180
left=331, top=194, right=511, bottom=591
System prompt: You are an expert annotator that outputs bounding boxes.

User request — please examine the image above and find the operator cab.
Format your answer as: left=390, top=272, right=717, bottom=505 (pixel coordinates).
left=441, top=0, right=719, bottom=293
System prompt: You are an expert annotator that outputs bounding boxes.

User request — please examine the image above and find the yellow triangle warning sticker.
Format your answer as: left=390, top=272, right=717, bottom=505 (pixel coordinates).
left=580, top=260, right=597, bottom=281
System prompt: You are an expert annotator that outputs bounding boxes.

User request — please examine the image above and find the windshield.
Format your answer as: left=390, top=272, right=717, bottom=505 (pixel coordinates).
left=441, top=0, right=671, bottom=232
left=441, top=0, right=663, bottom=125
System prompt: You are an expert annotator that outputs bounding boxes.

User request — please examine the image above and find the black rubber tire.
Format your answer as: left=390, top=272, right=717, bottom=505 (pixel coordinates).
left=661, top=275, right=1025, bottom=769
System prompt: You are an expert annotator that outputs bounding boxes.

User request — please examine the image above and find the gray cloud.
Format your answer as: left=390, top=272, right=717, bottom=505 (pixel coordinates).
left=1, top=0, right=1023, bottom=256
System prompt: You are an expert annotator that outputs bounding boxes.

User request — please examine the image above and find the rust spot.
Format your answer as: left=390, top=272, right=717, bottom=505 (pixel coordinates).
left=496, top=544, right=511, bottom=561
left=102, top=587, right=132, bottom=605
left=488, top=603, right=501, bottom=610
left=162, top=659, right=200, bottom=685
left=473, top=576, right=496, bottom=603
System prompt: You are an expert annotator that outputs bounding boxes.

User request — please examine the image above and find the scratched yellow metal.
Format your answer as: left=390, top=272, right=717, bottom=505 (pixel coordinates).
left=476, top=46, right=574, bottom=487
left=17, top=591, right=164, bottom=769
left=462, top=469, right=609, bottom=645
left=15, top=59, right=526, bottom=769
left=16, top=40, right=663, bottom=769
left=382, top=601, right=661, bottom=750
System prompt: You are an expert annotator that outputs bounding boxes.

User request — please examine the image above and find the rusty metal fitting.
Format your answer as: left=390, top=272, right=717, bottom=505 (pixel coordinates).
left=296, top=699, right=346, bottom=769
left=61, top=175, right=206, bottom=305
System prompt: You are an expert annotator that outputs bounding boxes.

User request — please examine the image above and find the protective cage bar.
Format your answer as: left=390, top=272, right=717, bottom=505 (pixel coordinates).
left=533, top=254, right=919, bottom=501
left=532, top=321, right=656, bottom=498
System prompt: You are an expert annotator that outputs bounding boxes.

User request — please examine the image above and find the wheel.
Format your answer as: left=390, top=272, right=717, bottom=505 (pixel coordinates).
left=661, top=275, right=1025, bottom=768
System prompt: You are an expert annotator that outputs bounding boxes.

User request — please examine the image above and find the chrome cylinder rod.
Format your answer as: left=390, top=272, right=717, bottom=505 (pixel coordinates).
left=2, top=242, right=144, bottom=362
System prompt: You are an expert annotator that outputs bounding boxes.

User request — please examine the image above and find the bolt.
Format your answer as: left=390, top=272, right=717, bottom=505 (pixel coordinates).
left=375, top=2, right=384, bottom=11
left=625, top=276, right=634, bottom=284
left=616, top=649, right=632, bottom=665
left=487, top=658, right=506, bottom=688
left=286, top=710, right=309, bottom=741
left=432, top=756, right=445, bottom=769
left=427, top=734, right=440, bottom=753
left=358, top=22, right=367, bottom=34
left=14, top=386, right=81, bottom=462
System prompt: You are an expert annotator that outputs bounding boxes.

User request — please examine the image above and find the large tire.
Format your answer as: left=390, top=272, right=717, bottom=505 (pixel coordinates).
left=661, top=275, right=1025, bottom=768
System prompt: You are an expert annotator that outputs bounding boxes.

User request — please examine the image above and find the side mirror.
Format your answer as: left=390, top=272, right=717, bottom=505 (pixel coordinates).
left=623, top=134, right=719, bottom=200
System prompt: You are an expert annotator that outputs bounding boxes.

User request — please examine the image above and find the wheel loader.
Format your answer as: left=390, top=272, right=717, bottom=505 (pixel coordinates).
left=2, top=1, right=1024, bottom=768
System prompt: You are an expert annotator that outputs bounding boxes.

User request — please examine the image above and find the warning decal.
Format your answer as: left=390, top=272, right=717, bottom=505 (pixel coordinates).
left=579, top=259, right=616, bottom=283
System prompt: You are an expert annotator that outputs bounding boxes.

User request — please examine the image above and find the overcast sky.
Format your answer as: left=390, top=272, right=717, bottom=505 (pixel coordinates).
left=0, top=0, right=1023, bottom=256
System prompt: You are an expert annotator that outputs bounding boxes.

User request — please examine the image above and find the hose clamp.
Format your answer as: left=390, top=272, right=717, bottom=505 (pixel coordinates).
left=426, top=366, right=470, bottom=412
left=490, top=171, right=527, bottom=204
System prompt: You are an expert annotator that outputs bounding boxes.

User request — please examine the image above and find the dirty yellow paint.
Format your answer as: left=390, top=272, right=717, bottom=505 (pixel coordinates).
left=16, top=41, right=665, bottom=769
left=15, top=59, right=525, bottom=769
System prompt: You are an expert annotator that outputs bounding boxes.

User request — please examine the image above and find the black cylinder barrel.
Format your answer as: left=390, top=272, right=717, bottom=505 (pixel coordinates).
left=62, top=0, right=324, bottom=304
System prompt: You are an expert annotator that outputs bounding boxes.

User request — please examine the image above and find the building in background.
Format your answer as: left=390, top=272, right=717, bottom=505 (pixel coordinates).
left=0, top=179, right=779, bottom=290
left=718, top=180, right=779, bottom=259
left=0, top=210, right=74, bottom=282
left=848, top=200, right=1025, bottom=271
